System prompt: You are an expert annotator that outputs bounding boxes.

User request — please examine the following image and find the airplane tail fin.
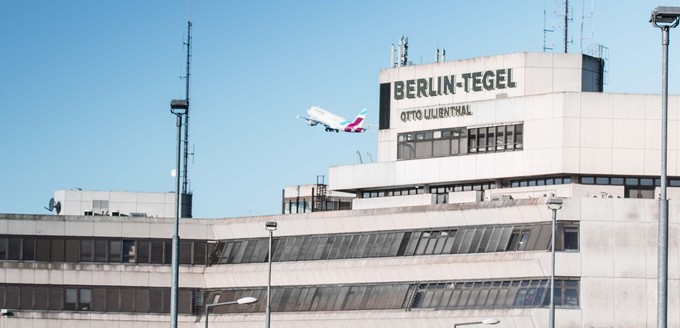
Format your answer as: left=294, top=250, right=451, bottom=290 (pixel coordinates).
left=344, top=108, right=368, bottom=132
left=351, top=108, right=367, bottom=127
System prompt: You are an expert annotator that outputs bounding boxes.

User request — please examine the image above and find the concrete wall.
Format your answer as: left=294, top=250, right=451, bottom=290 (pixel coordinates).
left=2, top=197, right=679, bottom=327
left=332, top=92, right=680, bottom=191
left=54, top=190, right=177, bottom=217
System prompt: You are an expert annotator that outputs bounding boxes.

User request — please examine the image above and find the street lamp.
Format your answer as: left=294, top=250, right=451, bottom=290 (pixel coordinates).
left=204, top=296, right=257, bottom=328
left=546, top=197, right=563, bottom=328
left=650, top=8, right=680, bottom=328
left=265, top=221, right=278, bottom=328
left=453, top=318, right=500, bottom=327
left=169, top=99, right=188, bottom=328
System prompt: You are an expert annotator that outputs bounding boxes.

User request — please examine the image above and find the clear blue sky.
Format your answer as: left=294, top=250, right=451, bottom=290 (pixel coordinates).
left=0, top=1, right=674, bottom=218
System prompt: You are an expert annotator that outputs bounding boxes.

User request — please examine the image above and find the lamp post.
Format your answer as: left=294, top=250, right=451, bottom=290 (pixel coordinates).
left=265, top=221, right=278, bottom=328
left=169, top=99, right=188, bottom=328
left=651, top=7, right=680, bottom=328
left=546, top=198, right=563, bottom=328
left=453, top=318, right=500, bottom=327
left=204, top=296, right=258, bottom=328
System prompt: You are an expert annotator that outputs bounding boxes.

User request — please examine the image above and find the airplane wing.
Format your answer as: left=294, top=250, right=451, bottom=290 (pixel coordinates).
left=297, top=115, right=326, bottom=128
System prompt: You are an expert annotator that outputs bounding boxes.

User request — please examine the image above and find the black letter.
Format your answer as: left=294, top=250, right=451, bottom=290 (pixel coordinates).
left=461, top=73, right=471, bottom=92
left=406, top=80, right=416, bottom=99
left=496, top=69, right=506, bottom=89
left=417, top=78, right=428, bottom=98
left=507, top=68, right=517, bottom=88
left=429, top=78, right=437, bottom=96
left=444, top=75, right=455, bottom=94
left=482, top=71, right=495, bottom=91
left=472, top=72, right=483, bottom=92
left=394, top=81, right=405, bottom=99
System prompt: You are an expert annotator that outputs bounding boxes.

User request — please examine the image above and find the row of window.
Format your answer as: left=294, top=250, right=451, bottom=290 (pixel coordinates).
left=507, top=176, right=573, bottom=188
left=397, top=124, right=523, bottom=160
left=468, top=124, right=524, bottom=153
left=580, top=176, right=680, bottom=199
left=206, top=278, right=579, bottom=314
left=0, top=285, right=195, bottom=314
left=362, top=186, right=424, bottom=198
left=363, top=176, right=572, bottom=201
left=0, top=237, right=211, bottom=265
left=0, top=279, right=579, bottom=315
left=282, top=199, right=352, bottom=214
left=410, top=279, right=578, bottom=310
left=214, top=222, right=579, bottom=265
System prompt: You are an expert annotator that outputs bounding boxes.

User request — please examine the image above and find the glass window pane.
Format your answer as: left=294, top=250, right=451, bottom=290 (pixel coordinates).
left=80, top=239, right=94, bottom=262
left=150, top=241, right=164, bottom=264
left=137, top=240, right=150, bottom=264
left=179, top=241, right=193, bottom=264
left=95, top=240, right=108, bottom=262
left=0, top=238, right=7, bottom=260
left=564, top=226, right=579, bottom=250
left=65, top=288, right=78, bottom=310
left=123, top=240, right=136, bottom=263
left=109, top=241, right=122, bottom=262
left=80, top=289, right=92, bottom=311
left=459, top=228, right=477, bottom=254
left=565, top=288, right=579, bottom=307
left=65, top=239, right=79, bottom=263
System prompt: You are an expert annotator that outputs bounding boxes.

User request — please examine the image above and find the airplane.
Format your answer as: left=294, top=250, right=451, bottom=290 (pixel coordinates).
left=298, top=106, right=368, bottom=133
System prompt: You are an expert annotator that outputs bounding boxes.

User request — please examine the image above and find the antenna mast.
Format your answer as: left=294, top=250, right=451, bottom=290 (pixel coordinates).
left=563, top=0, right=569, bottom=53
left=182, top=20, right=192, bottom=195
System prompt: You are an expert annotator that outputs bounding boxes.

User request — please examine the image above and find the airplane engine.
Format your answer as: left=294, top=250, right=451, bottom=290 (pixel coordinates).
left=306, top=120, right=317, bottom=126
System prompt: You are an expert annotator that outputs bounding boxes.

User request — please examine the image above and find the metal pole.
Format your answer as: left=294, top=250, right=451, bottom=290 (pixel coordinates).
left=170, top=113, right=183, bottom=328
left=549, top=208, right=556, bottom=328
left=658, top=25, right=670, bottom=328
left=266, top=230, right=273, bottom=328
left=204, top=305, right=209, bottom=328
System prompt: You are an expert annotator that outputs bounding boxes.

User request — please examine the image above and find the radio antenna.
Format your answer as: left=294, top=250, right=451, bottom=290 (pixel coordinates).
left=181, top=19, right=192, bottom=195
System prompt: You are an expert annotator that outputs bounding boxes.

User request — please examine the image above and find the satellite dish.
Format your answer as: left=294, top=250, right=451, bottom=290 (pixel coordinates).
left=44, top=198, right=62, bottom=215
left=45, top=198, right=55, bottom=211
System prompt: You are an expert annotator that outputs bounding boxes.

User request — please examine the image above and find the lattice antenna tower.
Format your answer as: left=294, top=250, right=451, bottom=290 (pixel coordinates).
left=180, top=19, right=193, bottom=195
left=543, top=9, right=555, bottom=52
left=579, top=0, right=595, bottom=52
left=560, top=0, right=574, bottom=53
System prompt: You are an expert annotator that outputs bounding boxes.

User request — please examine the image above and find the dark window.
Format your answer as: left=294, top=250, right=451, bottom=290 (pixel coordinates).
left=109, top=241, right=122, bottom=262
left=0, top=238, right=7, bottom=260
left=35, top=238, right=50, bottom=262
left=65, top=240, right=79, bottom=263
left=8, top=238, right=21, bottom=260
left=563, top=226, right=579, bottom=251
left=22, top=238, right=36, bottom=261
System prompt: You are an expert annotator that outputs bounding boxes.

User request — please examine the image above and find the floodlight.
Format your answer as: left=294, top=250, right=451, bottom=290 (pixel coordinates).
left=265, top=221, right=278, bottom=231
left=651, top=6, right=680, bottom=27
left=170, top=99, right=189, bottom=114
left=546, top=198, right=563, bottom=211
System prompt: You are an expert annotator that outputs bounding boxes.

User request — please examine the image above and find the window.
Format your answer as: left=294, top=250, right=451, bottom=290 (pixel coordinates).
left=563, top=226, right=579, bottom=251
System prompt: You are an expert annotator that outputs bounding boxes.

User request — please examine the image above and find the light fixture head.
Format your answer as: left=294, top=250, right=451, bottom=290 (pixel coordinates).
left=546, top=197, right=563, bottom=211
left=237, top=296, right=258, bottom=304
left=0, top=309, right=14, bottom=317
left=482, top=318, right=500, bottom=325
left=265, top=221, right=278, bottom=231
left=170, top=99, right=189, bottom=115
left=651, top=6, right=680, bottom=27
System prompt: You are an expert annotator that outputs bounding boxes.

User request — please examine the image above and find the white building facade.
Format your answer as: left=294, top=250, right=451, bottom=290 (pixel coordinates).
left=1, top=52, right=680, bottom=327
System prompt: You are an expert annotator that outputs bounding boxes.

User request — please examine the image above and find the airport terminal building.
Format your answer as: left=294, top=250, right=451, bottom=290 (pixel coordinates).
left=2, top=52, right=680, bottom=327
